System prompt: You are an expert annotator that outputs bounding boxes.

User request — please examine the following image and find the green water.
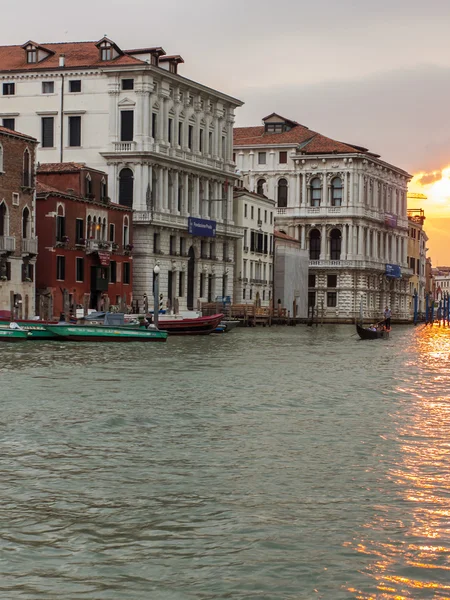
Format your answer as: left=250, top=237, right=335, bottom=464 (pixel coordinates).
left=1, top=325, right=449, bottom=599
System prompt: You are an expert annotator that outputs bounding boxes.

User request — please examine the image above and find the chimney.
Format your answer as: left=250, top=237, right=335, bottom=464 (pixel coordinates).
left=59, top=54, right=65, bottom=68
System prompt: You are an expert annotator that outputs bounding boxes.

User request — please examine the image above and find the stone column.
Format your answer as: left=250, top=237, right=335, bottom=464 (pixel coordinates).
left=183, top=173, right=189, bottom=216
left=353, top=225, right=358, bottom=257
left=366, top=227, right=371, bottom=259
left=341, top=224, right=347, bottom=259
left=302, top=174, right=307, bottom=207
left=157, top=95, right=165, bottom=143
left=163, top=168, right=170, bottom=211
left=349, top=172, right=355, bottom=207
left=107, top=87, right=119, bottom=146
left=358, top=173, right=364, bottom=206
left=343, top=173, right=348, bottom=207
left=320, top=224, right=327, bottom=260
left=193, top=176, right=200, bottom=217
left=301, top=225, right=306, bottom=250
left=174, top=171, right=180, bottom=214
left=203, top=178, right=209, bottom=217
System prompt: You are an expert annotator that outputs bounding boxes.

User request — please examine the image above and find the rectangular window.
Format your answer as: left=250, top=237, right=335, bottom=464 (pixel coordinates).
left=152, top=112, right=157, bottom=138
left=22, top=262, right=34, bottom=282
left=244, top=204, right=248, bottom=218
left=101, top=47, right=112, bottom=61
left=153, top=232, right=160, bottom=253
left=123, top=262, right=130, bottom=284
left=110, top=261, right=117, bottom=283
left=327, top=274, right=337, bottom=288
left=170, top=235, right=176, bottom=255
left=121, top=79, right=134, bottom=90
left=243, top=289, right=246, bottom=300
left=56, top=215, right=65, bottom=242
left=251, top=206, right=254, bottom=219
left=188, top=125, right=193, bottom=150
left=179, top=271, right=184, bottom=297
left=3, top=83, right=15, bottom=96
left=308, top=291, right=316, bottom=308
left=279, top=151, right=287, bottom=164
left=2, top=118, right=14, bottom=130
left=76, top=257, right=84, bottom=282
left=56, top=256, right=65, bottom=281
left=120, top=110, right=134, bottom=142
left=41, top=117, right=54, bottom=148
left=258, top=152, right=266, bottom=165
left=327, top=291, right=337, bottom=307
left=270, top=212, right=273, bottom=225
left=27, top=50, right=37, bottom=64
left=168, top=118, right=173, bottom=144
left=12, top=193, right=19, bottom=206
left=68, top=116, right=81, bottom=147
left=258, top=208, right=261, bottom=222
left=178, top=122, right=183, bottom=146
left=69, top=80, right=81, bottom=93
left=308, top=274, right=316, bottom=288
left=109, top=223, right=115, bottom=242
left=264, top=210, right=267, bottom=223
left=199, top=129, right=204, bottom=153
left=42, top=81, right=54, bottom=94
left=209, top=131, right=213, bottom=153
left=75, top=219, right=84, bottom=243
left=221, top=136, right=226, bottom=158
left=179, top=237, right=186, bottom=256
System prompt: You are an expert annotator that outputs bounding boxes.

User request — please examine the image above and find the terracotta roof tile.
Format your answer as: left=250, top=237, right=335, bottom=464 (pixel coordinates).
left=234, top=122, right=369, bottom=155
left=36, top=181, right=80, bottom=198
left=0, top=125, right=36, bottom=141
left=37, top=162, right=87, bottom=173
left=0, top=41, right=144, bottom=72
left=274, top=230, right=301, bottom=243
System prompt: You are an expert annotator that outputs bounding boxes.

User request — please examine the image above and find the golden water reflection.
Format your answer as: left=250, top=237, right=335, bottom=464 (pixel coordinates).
left=349, top=326, right=450, bottom=599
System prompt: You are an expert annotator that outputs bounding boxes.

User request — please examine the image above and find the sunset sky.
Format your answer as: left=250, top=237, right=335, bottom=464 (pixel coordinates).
left=2, top=0, right=450, bottom=264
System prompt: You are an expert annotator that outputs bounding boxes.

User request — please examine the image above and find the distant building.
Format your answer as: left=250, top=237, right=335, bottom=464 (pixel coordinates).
left=0, top=37, right=243, bottom=312
left=407, top=208, right=427, bottom=315
left=35, top=163, right=133, bottom=318
left=274, top=231, right=308, bottom=318
left=234, top=113, right=412, bottom=323
left=233, top=188, right=274, bottom=306
left=426, top=257, right=434, bottom=299
left=0, top=126, right=38, bottom=317
left=433, top=266, right=450, bottom=302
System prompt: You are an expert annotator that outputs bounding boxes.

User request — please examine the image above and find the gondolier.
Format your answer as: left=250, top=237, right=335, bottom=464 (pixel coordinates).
left=384, top=306, right=392, bottom=329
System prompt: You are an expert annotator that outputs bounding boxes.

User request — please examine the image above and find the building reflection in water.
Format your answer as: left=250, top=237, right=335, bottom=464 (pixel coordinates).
left=347, top=326, right=450, bottom=599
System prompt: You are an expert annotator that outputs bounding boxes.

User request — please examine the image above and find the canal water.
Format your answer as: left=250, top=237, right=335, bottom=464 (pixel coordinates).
left=1, top=325, right=450, bottom=599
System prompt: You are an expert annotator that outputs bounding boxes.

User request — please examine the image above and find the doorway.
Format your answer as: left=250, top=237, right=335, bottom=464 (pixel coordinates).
left=187, top=246, right=195, bottom=310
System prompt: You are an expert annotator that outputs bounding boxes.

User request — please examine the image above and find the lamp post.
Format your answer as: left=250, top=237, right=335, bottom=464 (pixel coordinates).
left=153, top=264, right=160, bottom=329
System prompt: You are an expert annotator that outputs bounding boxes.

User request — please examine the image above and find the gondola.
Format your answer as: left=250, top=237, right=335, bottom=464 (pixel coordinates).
left=356, top=323, right=390, bottom=340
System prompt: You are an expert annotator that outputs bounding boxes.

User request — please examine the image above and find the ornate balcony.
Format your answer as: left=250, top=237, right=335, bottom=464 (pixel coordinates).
left=22, top=237, right=38, bottom=255
left=0, top=236, right=15, bottom=253
left=113, top=141, right=136, bottom=152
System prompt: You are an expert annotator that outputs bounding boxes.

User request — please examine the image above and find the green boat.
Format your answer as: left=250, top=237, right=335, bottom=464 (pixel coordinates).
left=43, top=324, right=168, bottom=342
left=0, top=319, right=58, bottom=340
left=0, top=327, right=30, bottom=342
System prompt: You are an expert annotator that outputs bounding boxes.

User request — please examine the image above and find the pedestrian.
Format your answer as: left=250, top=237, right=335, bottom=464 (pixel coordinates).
left=384, top=306, right=392, bottom=329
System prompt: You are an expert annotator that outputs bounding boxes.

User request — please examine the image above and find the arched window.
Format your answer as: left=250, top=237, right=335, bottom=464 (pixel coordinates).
left=56, top=204, right=65, bottom=242
left=331, top=177, right=343, bottom=207
left=257, top=178, right=266, bottom=196
left=119, top=168, right=134, bottom=208
left=87, top=215, right=92, bottom=239
left=310, top=178, right=321, bottom=207
left=23, top=149, right=31, bottom=187
left=309, top=229, right=321, bottom=260
left=0, top=144, right=3, bottom=173
left=330, top=228, right=342, bottom=260
left=0, top=202, right=7, bottom=236
left=102, top=218, right=107, bottom=241
left=123, top=216, right=130, bottom=246
left=22, top=207, right=30, bottom=239
left=86, top=173, right=93, bottom=197
left=277, top=178, right=288, bottom=208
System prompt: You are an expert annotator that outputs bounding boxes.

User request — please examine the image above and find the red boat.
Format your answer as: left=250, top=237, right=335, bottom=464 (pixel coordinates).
left=155, top=313, right=224, bottom=335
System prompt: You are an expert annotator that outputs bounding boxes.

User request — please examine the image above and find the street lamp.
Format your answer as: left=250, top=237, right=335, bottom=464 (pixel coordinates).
left=153, top=264, right=160, bottom=328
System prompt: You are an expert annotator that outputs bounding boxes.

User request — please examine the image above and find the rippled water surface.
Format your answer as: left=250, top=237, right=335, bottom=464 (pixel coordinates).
left=1, top=325, right=450, bottom=599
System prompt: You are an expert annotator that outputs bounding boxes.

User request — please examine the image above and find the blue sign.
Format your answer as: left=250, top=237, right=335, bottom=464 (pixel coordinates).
left=386, top=264, right=401, bottom=278
left=188, top=217, right=216, bottom=238
left=216, top=296, right=231, bottom=304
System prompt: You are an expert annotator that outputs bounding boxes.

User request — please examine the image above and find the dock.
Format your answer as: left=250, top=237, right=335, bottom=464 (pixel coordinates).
left=201, top=303, right=299, bottom=327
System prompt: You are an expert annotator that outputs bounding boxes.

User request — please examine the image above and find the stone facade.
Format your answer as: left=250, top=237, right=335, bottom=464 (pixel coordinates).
left=0, top=38, right=244, bottom=311
left=407, top=209, right=427, bottom=315
left=234, top=114, right=413, bottom=323
left=233, top=188, right=274, bottom=306
left=0, top=127, right=38, bottom=317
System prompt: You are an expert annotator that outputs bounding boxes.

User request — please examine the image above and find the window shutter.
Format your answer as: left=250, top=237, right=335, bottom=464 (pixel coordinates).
left=69, top=116, right=81, bottom=147
left=42, top=117, right=54, bottom=148
left=120, top=111, right=134, bottom=142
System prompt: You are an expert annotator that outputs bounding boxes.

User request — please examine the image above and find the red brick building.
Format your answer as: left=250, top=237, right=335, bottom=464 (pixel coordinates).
left=0, top=126, right=38, bottom=317
left=35, top=163, right=133, bottom=318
